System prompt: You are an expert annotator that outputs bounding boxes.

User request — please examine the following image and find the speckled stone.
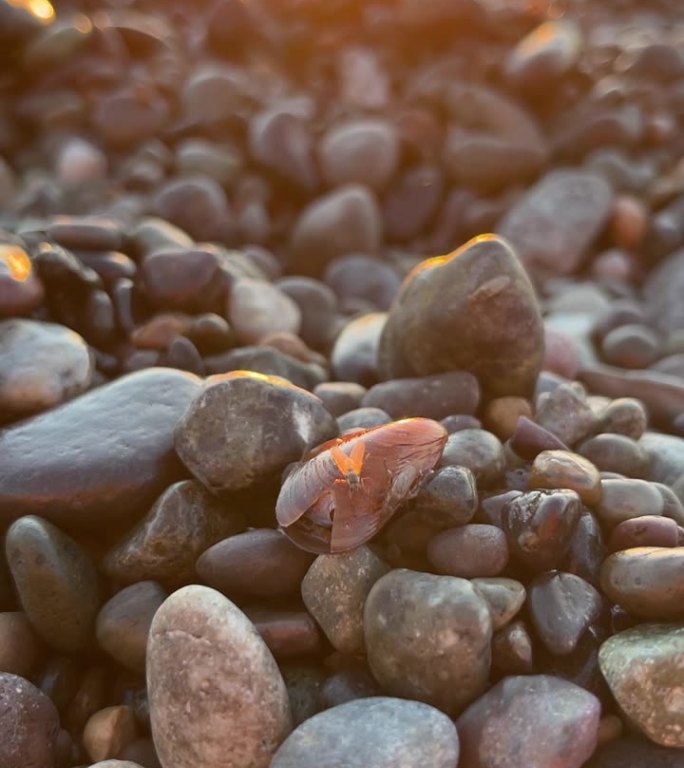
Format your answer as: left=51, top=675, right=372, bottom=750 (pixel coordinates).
left=271, top=697, right=460, bottom=768
left=147, top=585, right=292, bottom=768
left=599, top=624, right=684, bottom=747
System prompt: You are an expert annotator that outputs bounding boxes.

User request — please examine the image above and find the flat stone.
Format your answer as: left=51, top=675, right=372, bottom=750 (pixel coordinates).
left=599, top=624, right=684, bottom=747
left=6, top=516, right=99, bottom=652
left=301, top=546, right=390, bottom=655
left=0, top=673, right=60, bottom=768
left=147, top=585, right=292, bottom=768
left=175, top=371, right=338, bottom=496
left=0, top=319, right=92, bottom=419
left=457, top=675, right=600, bottom=768
left=497, top=169, right=613, bottom=277
left=600, top=547, right=684, bottom=619
left=378, top=235, right=544, bottom=398
left=96, top=582, right=167, bottom=674
left=364, top=569, right=491, bottom=714
left=196, top=529, right=314, bottom=598
left=271, top=697, right=460, bottom=768
left=103, top=480, right=245, bottom=585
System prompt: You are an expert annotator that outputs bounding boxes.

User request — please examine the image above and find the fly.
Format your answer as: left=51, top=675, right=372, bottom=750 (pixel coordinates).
left=330, top=441, right=366, bottom=492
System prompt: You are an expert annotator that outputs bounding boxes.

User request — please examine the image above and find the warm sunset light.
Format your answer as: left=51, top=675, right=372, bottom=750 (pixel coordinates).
left=7, top=0, right=55, bottom=22
left=0, top=245, right=32, bottom=282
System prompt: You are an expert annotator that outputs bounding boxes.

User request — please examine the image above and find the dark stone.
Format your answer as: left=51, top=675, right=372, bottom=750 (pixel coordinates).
left=271, top=697, right=460, bottom=768
left=502, top=490, right=582, bottom=572
left=586, top=735, right=684, bottom=767
left=276, top=277, right=339, bottom=351
left=244, top=607, right=322, bottom=660
left=162, top=336, right=204, bottom=376
left=608, top=515, right=680, bottom=553
left=0, top=368, right=200, bottom=529
left=330, top=312, right=385, bottom=386
left=324, top=255, right=401, bottom=312
left=510, top=415, right=570, bottom=460
left=153, top=177, right=235, bottom=243
left=103, top=480, right=245, bottom=585
left=491, top=620, right=534, bottom=675
left=337, top=406, right=392, bottom=432
left=563, top=510, right=605, bottom=588
left=528, top=571, right=603, bottom=656
left=6, top=516, right=100, bottom=652
left=578, top=433, right=649, bottom=478
left=196, top=529, right=314, bottom=598
left=319, top=664, right=381, bottom=710
left=281, top=663, right=325, bottom=727
left=378, top=235, right=544, bottom=398
left=175, top=371, right=338, bottom=496
left=456, top=675, right=600, bottom=768
left=313, top=382, right=366, bottom=417
left=46, top=217, right=123, bottom=252
left=382, top=165, right=443, bottom=241
left=427, top=525, right=508, bottom=578
left=439, top=429, right=505, bottom=488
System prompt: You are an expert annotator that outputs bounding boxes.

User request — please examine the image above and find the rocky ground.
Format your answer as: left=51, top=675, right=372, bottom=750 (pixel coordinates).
left=1, top=0, right=684, bottom=766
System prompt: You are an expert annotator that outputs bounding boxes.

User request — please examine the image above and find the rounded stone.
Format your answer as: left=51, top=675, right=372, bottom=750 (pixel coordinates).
left=0, top=243, right=44, bottom=316
left=153, top=176, right=234, bottom=243
left=0, top=611, right=41, bottom=677
left=5, top=515, right=99, bottom=652
left=528, top=450, right=601, bottom=506
left=427, top=525, right=509, bottom=578
left=456, top=675, right=601, bottom=768
left=227, top=278, right=301, bottom=345
left=96, top=582, right=167, bottom=674
left=596, top=478, right=665, bottom=528
left=578, top=433, right=649, bottom=479
left=364, top=569, right=491, bottom=714
left=0, top=319, right=92, bottom=419
left=83, top=705, right=137, bottom=763
left=175, top=371, right=338, bottom=496
left=196, top=529, right=314, bottom=598
left=323, top=254, right=402, bottom=312
left=271, top=697, right=459, bottom=768
left=439, top=429, right=505, bottom=488
left=608, top=516, right=680, bottom=553
left=89, top=762, right=144, bottom=768
left=601, top=324, right=660, bottom=370
left=319, top=119, right=400, bottom=191
left=301, top=546, right=390, bottom=655
left=600, top=547, right=684, bottom=619
left=482, top=396, right=533, bottom=441
left=330, top=312, right=385, bottom=386
left=535, top=382, right=599, bottom=447
left=471, top=578, right=526, bottom=630
left=378, top=235, right=543, bottom=398
left=147, top=585, right=292, bottom=768
left=289, top=185, right=382, bottom=277
left=0, top=672, right=60, bottom=768
left=599, top=624, right=684, bottom=747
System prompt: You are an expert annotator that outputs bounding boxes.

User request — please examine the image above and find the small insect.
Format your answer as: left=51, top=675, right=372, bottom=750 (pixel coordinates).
left=330, top=441, right=366, bottom=492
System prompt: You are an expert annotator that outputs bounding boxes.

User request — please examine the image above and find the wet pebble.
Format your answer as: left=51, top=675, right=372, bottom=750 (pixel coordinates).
left=6, top=515, right=99, bottom=652
left=528, top=450, right=601, bottom=506
left=147, top=585, right=292, bottom=768
left=96, top=582, right=167, bottom=674
left=364, top=569, right=491, bottom=714
left=596, top=478, right=665, bottom=528
left=0, top=318, right=92, bottom=419
left=103, top=480, right=245, bottom=585
left=301, top=546, right=390, bottom=655
left=608, top=515, right=680, bottom=553
left=245, top=608, right=322, bottom=660
left=0, top=242, right=44, bottom=315
left=427, top=525, right=509, bottom=578
left=175, top=371, right=337, bottom=495
left=456, top=675, right=600, bottom=768
left=270, top=697, right=460, bottom=768
left=0, top=672, right=60, bottom=768
left=196, top=529, right=314, bottom=598
left=440, top=429, right=505, bottom=488
left=599, top=624, right=684, bottom=747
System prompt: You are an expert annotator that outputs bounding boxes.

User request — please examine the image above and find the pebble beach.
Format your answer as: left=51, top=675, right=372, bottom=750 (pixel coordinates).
left=1, top=0, right=684, bottom=766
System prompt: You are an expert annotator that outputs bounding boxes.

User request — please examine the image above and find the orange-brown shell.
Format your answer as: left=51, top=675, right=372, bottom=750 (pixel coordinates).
left=276, top=418, right=448, bottom=554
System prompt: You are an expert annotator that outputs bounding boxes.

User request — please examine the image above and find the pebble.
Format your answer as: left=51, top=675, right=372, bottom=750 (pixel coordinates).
left=600, top=547, right=684, bottom=619
left=330, top=312, right=386, bottom=386
left=0, top=368, right=199, bottom=528
left=5, top=515, right=100, bottom=652
left=323, top=254, right=401, bottom=312
left=103, top=480, right=245, bottom=585
left=289, top=185, right=382, bottom=276
left=510, top=415, right=570, bottom=460
left=528, top=571, right=603, bottom=656
left=528, top=449, right=602, bottom=506
left=276, top=277, right=339, bottom=350
left=147, top=585, right=292, bottom=768
left=564, top=510, right=606, bottom=588
left=0, top=318, right=92, bottom=419
left=643, top=249, right=684, bottom=336
left=362, top=371, right=480, bottom=420
left=471, top=577, right=526, bottom=631
left=596, top=478, right=665, bottom=528
left=608, top=515, right=680, bottom=553
left=301, top=546, right=390, bottom=655
left=0, top=611, right=42, bottom=677
left=319, top=119, right=399, bottom=191
left=0, top=672, right=60, bottom=768
left=227, top=277, right=301, bottom=344
left=497, top=169, right=613, bottom=277
left=175, top=138, right=242, bottom=187
left=337, top=406, right=392, bottom=432
left=599, top=624, right=684, bottom=747
left=502, top=489, right=582, bottom=572
left=491, top=620, right=534, bottom=675
left=364, top=569, right=492, bottom=714
left=599, top=398, right=648, bottom=440
left=578, top=433, right=649, bottom=478
left=196, top=529, right=314, bottom=598
left=535, top=382, right=599, bottom=447
left=601, top=324, right=660, bottom=369
left=456, top=675, right=601, bottom=768
left=153, top=177, right=235, bottom=243
left=313, top=381, right=366, bottom=417
left=482, top=396, right=533, bottom=441
left=427, top=525, right=509, bottom=578
left=96, top=582, right=167, bottom=674
left=245, top=608, right=322, bottom=660
left=175, top=371, right=337, bottom=496
left=382, top=165, right=443, bottom=241
left=83, top=705, right=137, bottom=763
left=0, top=242, right=44, bottom=315
left=270, top=697, right=460, bottom=768
left=89, top=762, right=144, bottom=768
left=439, top=429, right=505, bottom=488
left=378, top=235, right=544, bottom=398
